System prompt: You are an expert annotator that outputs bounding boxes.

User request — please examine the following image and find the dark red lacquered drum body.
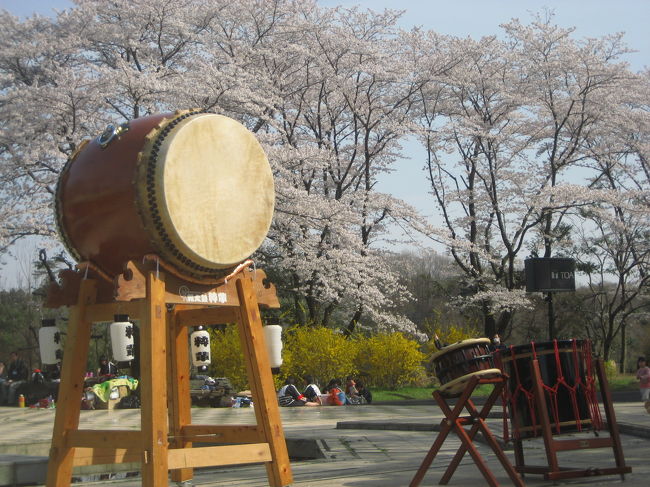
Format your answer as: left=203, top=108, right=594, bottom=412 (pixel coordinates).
left=431, top=338, right=501, bottom=397
left=495, top=339, right=601, bottom=438
left=56, top=110, right=275, bottom=279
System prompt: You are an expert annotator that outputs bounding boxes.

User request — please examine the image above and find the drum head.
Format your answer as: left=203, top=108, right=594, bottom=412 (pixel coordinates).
left=430, top=338, right=491, bottom=361
left=141, top=113, right=275, bottom=271
left=438, top=369, right=502, bottom=397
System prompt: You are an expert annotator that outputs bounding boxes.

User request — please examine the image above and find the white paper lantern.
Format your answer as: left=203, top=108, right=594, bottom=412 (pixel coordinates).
left=190, top=326, right=211, bottom=368
left=39, top=319, right=62, bottom=365
left=110, top=314, right=135, bottom=362
left=263, top=325, right=283, bottom=368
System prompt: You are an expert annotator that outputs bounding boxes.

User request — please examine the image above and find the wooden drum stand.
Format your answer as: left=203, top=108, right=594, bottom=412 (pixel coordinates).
left=43, top=258, right=293, bottom=487
left=511, top=358, right=631, bottom=481
left=410, top=373, right=524, bottom=487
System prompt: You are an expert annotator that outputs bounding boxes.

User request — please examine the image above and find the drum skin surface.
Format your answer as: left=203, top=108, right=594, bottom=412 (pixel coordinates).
left=56, top=110, right=275, bottom=278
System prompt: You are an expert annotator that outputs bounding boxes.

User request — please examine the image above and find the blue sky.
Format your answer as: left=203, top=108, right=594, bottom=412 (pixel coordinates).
left=1, top=0, right=648, bottom=287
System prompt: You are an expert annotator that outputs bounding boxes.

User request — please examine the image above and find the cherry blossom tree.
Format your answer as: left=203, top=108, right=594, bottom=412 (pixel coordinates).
left=2, top=1, right=648, bottom=345
left=0, top=0, right=430, bottom=337
left=412, top=13, right=641, bottom=338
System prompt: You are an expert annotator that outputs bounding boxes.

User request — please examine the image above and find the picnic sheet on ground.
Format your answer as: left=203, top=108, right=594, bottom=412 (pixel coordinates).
left=92, top=377, right=139, bottom=402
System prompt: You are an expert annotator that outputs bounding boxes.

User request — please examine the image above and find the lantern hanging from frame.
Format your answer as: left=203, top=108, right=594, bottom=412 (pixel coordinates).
left=39, top=318, right=63, bottom=365
left=263, top=324, right=283, bottom=368
left=110, top=314, right=135, bottom=363
left=191, top=326, right=211, bottom=371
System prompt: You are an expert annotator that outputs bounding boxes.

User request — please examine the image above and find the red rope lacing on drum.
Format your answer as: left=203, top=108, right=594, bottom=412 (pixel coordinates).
left=536, top=340, right=582, bottom=434
left=505, top=342, right=539, bottom=440
left=500, top=339, right=603, bottom=441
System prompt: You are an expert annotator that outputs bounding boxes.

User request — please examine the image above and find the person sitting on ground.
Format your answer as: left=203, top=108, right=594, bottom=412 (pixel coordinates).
left=0, top=351, right=29, bottom=406
left=277, top=376, right=319, bottom=407
left=345, top=376, right=359, bottom=397
left=97, top=356, right=118, bottom=377
left=302, top=375, right=322, bottom=404
left=345, top=376, right=366, bottom=404
left=355, top=380, right=372, bottom=404
left=326, top=378, right=346, bottom=406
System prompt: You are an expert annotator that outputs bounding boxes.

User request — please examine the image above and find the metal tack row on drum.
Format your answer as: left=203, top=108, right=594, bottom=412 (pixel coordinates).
left=431, top=337, right=602, bottom=438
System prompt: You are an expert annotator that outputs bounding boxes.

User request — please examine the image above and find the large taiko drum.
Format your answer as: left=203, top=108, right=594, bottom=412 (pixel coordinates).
left=431, top=338, right=502, bottom=397
left=56, top=110, right=275, bottom=279
left=495, top=339, right=601, bottom=438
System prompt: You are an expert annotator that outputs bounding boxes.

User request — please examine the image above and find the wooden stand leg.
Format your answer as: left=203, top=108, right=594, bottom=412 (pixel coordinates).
left=169, top=308, right=193, bottom=484
left=410, top=381, right=478, bottom=487
left=595, top=359, right=628, bottom=479
left=409, top=410, right=456, bottom=487
left=140, top=271, right=169, bottom=487
left=410, top=376, right=521, bottom=487
left=531, top=359, right=560, bottom=474
left=440, top=384, right=523, bottom=487
left=46, top=279, right=97, bottom=487
left=513, top=438, right=525, bottom=474
left=236, top=277, right=292, bottom=487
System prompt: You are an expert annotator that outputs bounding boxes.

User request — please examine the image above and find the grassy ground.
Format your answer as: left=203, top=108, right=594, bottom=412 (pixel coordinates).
left=372, top=374, right=638, bottom=402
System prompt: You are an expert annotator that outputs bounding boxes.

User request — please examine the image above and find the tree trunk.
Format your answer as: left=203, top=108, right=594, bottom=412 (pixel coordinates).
left=345, top=309, right=362, bottom=337
left=602, top=335, right=613, bottom=363
left=496, top=309, right=513, bottom=338
left=547, top=292, right=556, bottom=340
left=483, top=302, right=496, bottom=339
left=618, top=323, right=627, bottom=374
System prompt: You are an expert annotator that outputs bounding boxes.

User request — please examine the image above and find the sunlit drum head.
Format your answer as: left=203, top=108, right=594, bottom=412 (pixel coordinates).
left=140, top=113, right=275, bottom=272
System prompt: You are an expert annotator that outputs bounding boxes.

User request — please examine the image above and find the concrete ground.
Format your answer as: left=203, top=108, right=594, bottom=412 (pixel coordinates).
left=0, top=399, right=648, bottom=486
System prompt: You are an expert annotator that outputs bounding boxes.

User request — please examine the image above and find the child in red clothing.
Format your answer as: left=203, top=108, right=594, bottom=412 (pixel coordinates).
left=326, top=379, right=346, bottom=406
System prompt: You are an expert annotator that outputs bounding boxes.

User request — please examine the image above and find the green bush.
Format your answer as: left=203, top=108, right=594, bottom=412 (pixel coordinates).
left=208, top=326, right=248, bottom=391
left=355, top=332, right=426, bottom=389
left=280, top=326, right=358, bottom=387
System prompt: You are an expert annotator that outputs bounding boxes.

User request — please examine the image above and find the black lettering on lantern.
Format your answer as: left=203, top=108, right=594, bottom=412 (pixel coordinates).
left=125, top=344, right=135, bottom=357
left=54, top=332, right=61, bottom=344
left=125, top=325, right=134, bottom=339
left=195, top=351, right=210, bottom=362
left=194, top=335, right=209, bottom=347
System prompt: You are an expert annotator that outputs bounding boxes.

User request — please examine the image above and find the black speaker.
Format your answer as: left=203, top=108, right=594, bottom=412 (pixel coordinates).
left=524, top=258, right=576, bottom=292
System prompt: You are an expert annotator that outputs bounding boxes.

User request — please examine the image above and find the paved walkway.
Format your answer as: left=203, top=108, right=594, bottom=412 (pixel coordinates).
left=1, top=400, right=649, bottom=486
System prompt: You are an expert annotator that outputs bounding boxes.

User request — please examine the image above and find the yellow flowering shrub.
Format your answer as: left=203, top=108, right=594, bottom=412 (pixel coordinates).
left=355, top=332, right=426, bottom=389
left=208, top=326, right=248, bottom=391
left=280, top=326, right=358, bottom=387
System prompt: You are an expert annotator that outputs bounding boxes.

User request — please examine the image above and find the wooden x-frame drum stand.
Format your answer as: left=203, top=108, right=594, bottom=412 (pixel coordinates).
left=43, top=259, right=293, bottom=487
left=410, top=374, right=524, bottom=487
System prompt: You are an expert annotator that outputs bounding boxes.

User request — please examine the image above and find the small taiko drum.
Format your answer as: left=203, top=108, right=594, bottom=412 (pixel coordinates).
left=56, top=110, right=275, bottom=279
left=431, top=338, right=501, bottom=397
left=495, top=339, right=601, bottom=438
